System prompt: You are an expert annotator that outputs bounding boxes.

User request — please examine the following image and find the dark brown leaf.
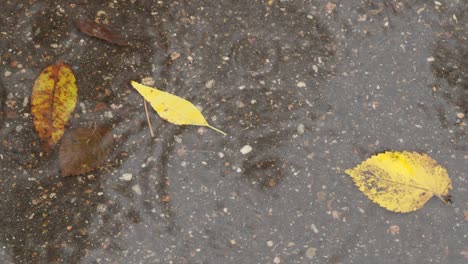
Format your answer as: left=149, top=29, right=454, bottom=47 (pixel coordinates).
left=59, top=126, right=113, bottom=177
left=75, top=18, right=129, bottom=46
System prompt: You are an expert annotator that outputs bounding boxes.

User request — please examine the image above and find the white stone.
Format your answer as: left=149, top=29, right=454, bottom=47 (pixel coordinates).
left=142, top=77, right=155, bottom=86
left=240, top=145, right=252, bottom=155
left=119, top=173, right=133, bottom=181
left=205, top=79, right=215, bottom=89
left=297, top=124, right=305, bottom=134
left=132, top=185, right=142, bottom=195
left=306, top=247, right=317, bottom=259
left=296, top=81, right=306, bottom=88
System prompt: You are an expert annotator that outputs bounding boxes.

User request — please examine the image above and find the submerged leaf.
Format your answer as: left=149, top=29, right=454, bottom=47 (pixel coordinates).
left=59, top=127, right=113, bottom=177
left=31, top=62, right=78, bottom=152
left=131, top=81, right=226, bottom=135
left=345, top=151, right=452, bottom=213
left=75, top=18, right=129, bottom=46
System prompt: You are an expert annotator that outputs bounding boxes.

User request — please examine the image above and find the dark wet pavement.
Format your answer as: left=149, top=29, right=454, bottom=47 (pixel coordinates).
left=0, top=0, right=466, bottom=263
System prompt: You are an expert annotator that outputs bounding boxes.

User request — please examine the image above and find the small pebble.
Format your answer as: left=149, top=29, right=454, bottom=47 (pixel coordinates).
left=119, top=173, right=133, bottom=181
left=174, top=135, right=182, bottom=143
left=312, top=65, right=318, bottom=73
left=456, top=112, right=465, bottom=119
left=297, top=124, right=305, bottom=134
left=97, top=204, right=107, bottom=212
left=142, top=77, right=155, bottom=86
left=426, top=57, right=435, bottom=62
left=205, top=79, right=215, bottom=89
left=267, top=241, right=274, bottom=247
left=240, top=145, right=252, bottom=155
left=4, top=71, right=12, bottom=77
left=236, top=101, right=245, bottom=108
left=296, top=81, right=306, bottom=88
left=170, top=52, right=181, bottom=61
left=306, top=247, right=317, bottom=258
left=311, top=224, right=319, bottom=234
left=273, top=257, right=280, bottom=264
left=132, top=185, right=142, bottom=195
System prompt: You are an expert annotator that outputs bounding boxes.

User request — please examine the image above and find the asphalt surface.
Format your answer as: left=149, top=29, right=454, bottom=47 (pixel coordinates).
left=0, top=0, right=466, bottom=263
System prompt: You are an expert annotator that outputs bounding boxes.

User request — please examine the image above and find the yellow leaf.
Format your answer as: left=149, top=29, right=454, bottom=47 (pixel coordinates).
left=345, top=151, right=452, bottom=213
left=31, top=62, right=78, bottom=152
left=131, top=81, right=226, bottom=135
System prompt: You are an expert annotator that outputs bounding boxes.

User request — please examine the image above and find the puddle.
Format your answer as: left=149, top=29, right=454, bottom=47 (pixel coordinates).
left=0, top=1, right=466, bottom=263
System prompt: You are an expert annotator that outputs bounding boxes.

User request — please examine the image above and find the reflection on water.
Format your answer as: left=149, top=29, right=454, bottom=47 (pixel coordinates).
left=0, top=0, right=466, bottom=263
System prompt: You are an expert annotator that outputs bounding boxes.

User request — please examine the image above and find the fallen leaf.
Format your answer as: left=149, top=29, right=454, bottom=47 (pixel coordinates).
left=59, top=126, right=113, bottom=177
left=131, top=81, right=227, bottom=135
left=75, top=18, right=129, bottom=46
left=345, top=151, right=452, bottom=213
left=31, top=62, right=78, bottom=152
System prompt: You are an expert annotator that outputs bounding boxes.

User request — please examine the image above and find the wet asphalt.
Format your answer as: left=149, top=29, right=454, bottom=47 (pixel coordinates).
left=0, top=0, right=466, bottom=263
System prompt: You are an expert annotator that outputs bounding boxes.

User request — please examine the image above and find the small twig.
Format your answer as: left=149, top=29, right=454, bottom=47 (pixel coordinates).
left=144, top=99, right=155, bottom=138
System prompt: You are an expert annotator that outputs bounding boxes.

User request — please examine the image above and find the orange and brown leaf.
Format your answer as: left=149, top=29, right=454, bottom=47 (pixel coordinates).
left=59, top=126, right=113, bottom=177
left=31, top=62, right=78, bottom=153
left=75, top=18, right=129, bottom=46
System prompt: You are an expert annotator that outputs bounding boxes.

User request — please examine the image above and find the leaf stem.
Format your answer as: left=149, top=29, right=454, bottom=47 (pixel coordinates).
left=435, top=194, right=452, bottom=204
left=207, top=125, right=227, bottom=136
